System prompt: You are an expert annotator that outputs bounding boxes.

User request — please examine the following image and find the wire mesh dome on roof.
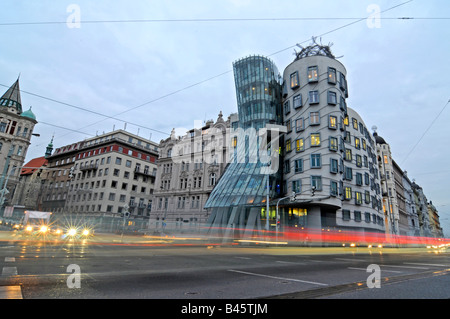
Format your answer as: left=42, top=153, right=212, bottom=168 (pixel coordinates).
left=294, top=37, right=341, bottom=61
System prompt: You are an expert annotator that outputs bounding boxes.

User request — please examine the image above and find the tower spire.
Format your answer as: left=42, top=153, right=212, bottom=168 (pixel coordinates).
left=0, top=77, right=23, bottom=114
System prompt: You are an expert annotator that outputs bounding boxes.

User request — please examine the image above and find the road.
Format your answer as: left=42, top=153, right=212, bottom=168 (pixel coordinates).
left=1, top=230, right=449, bottom=303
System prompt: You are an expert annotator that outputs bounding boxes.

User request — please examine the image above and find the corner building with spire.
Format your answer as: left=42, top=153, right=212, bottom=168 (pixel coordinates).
left=204, top=43, right=385, bottom=239
left=0, top=78, right=38, bottom=206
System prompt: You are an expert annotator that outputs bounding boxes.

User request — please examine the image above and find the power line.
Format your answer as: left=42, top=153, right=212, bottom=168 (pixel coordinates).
left=3, top=0, right=415, bottom=147
left=401, top=99, right=450, bottom=166
left=1, top=16, right=447, bottom=26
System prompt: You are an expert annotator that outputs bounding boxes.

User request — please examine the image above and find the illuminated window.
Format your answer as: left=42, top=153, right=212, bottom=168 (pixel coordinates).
left=355, top=137, right=360, bottom=149
left=328, top=67, right=336, bottom=84
left=356, top=154, right=362, bottom=167
left=384, top=155, right=388, bottom=164
left=352, top=118, right=358, bottom=130
left=311, top=133, right=320, bottom=147
left=308, top=66, right=318, bottom=82
left=293, top=94, right=302, bottom=108
left=329, top=137, right=338, bottom=151
left=345, top=187, right=352, bottom=200
left=343, top=116, right=349, bottom=127
left=309, top=91, right=319, bottom=104
left=355, top=192, right=362, bottom=205
left=286, top=139, right=292, bottom=153
left=345, top=149, right=352, bottom=161
left=290, top=72, right=299, bottom=89
left=232, top=136, right=237, bottom=148
left=329, top=116, right=337, bottom=129
left=295, top=138, right=304, bottom=152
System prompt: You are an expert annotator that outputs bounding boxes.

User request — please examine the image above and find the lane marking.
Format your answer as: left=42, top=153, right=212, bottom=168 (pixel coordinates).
left=334, top=258, right=368, bottom=262
left=276, top=261, right=305, bottom=265
left=0, top=286, right=23, bottom=299
left=348, top=267, right=402, bottom=273
left=228, top=269, right=328, bottom=286
left=234, top=256, right=251, bottom=260
left=1, top=267, right=18, bottom=276
left=380, top=264, right=429, bottom=270
left=403, top=262, right=448, bottom=267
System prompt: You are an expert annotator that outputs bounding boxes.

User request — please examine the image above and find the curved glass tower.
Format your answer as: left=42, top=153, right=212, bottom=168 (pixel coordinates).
left=204, top=55, right=283, bottom=238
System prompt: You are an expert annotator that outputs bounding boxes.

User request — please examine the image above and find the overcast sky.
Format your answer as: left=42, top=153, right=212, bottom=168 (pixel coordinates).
left=1, top=0, right=449, bottom=235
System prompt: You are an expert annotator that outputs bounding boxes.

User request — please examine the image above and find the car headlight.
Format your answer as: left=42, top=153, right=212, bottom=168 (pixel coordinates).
left=67, top=228, right=77, bottom=236
left=39, top=226, right=49, bottom=233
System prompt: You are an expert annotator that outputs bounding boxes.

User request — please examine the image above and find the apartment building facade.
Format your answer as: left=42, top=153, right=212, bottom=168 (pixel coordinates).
left=41, top=130, right=158, bottom=218
left=152, top=112, right=232, bottom=229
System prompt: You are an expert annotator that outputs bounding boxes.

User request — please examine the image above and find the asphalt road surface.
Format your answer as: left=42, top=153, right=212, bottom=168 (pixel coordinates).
left=1, top=231, right=449, bottom=303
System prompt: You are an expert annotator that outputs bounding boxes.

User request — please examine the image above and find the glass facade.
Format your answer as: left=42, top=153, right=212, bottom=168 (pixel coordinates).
left=204, top=56, right=282, bottom=210
left=204, top=56, right=284, bottom=238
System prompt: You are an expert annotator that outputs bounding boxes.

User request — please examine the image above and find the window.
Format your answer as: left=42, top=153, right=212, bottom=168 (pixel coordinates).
left=285, top=119, right=292, bottom=133
left=308, top=66, right=318, bottom=82
left=342, top=210, right=351, bottom=221
left=295, top=138, right=304, bottom=152
left=309, top=91, right=319, bottom=104
left=293, top=94, right=302, bottom=108
left=330, top=181, right=338, bottom=196
left=115, top=157, right=122, bottom=165
left=311, top=175, right=322, bottom=191
left=310, top=112, right=320, bottom=125
left=355, top=192, right=362, bottom=205
left=354, top=211, right=362, bottom=222
left=295, top=117, right=304, bottom=132
left=284, top=160, right=290, bottom=173
left=285, top=139, right=292, bottom=153
left=352, top=118, right=358, bottom=130
left=292, top=180, right=302, bottom=193
left=329, top=115, right=337, bottom=129
left=330, top=158, right=339, bottom=173
left=344, top=167, right=352, bottom=180
left=329, top=137, right=338, bottom=151
left=311, top=133, right=320, bottom=147
left=290, top=72, right=299, bottom=89
left=294, top=159, right=303, bottom=173
left=344, top=187, right=352, bottom=200
left=356, top=173, right=363, bottom=186
left=311, top=154, right=321, bottom=168
left=327, top=91, right=337, bottom=105
left=328, top=67, right=336, bottom=84
left=126, top=160, right=132, bottom=167
left=345, top=149, right=352, bottom=161
left=356, top=155, right=362, bottom=167
left=209, top=173, right=216, bottom=186
left=284, top=101, right=290, bottom=115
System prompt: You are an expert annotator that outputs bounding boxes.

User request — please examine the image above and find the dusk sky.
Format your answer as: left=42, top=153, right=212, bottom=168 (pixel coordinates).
left=1, top=0, right=449, bottom=234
